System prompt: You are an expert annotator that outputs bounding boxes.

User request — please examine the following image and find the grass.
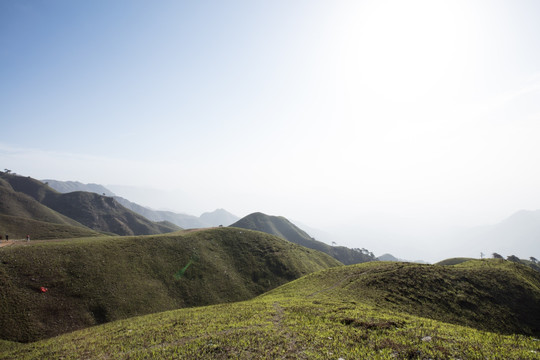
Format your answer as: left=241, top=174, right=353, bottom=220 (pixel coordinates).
left=435, top=257, right=475, bottom=266
left=1, top=265, right=539, bottom=359
left=0, top=178, right=91, bottom=232
left=0, top=228, right=340, bottom=343
left=262, top=260, right=540, bottom=336
left=0, top=214, right=102, bottom=240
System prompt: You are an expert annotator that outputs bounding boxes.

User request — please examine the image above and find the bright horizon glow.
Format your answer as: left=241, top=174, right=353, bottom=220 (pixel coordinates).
left=2, top=0, right=540, bottom=262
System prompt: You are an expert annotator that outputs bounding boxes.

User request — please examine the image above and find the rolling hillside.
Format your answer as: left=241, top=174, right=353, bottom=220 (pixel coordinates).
left=263, top=259, right=540, bottom=336
left=2, top=259, right=539, bottom=359
left=0, top=227, right=341, bottom=342
left=42, top=191, right=180, bottom=235
left=0, top=178, right=85, bottom=228
left=0, top=173, right=180, bottom=236
left=0, top=215, right=101, bottom=240
left=0, top=178, right=101, bottom=239
left=231, top=212, right=376, bottom=265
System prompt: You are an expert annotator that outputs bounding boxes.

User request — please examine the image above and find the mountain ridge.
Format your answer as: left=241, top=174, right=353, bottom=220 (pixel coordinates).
left=1, top=173, right=180, bottom=236
left=231, top=212, right=376, bottom=265
left=41, top=179, right=115, bottom=196
left=44, top=179, right=239, bottom=228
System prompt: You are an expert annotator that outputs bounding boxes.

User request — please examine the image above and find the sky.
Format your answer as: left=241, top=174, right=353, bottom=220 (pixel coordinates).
left=2, top=0, right=540, bottom=262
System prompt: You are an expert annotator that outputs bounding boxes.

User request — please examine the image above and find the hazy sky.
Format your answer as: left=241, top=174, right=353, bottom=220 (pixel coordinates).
left=2, top=1, right=540, bottom=261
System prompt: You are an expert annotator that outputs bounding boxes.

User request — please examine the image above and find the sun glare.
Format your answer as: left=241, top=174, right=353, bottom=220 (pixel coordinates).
left=340, top=0, right=470, bottom=104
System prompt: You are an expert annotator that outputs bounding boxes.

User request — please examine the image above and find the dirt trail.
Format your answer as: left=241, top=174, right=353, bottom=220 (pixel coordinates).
left=0, top=239, right=35, bottom=248
left=272, top=302, right=307, bottom=358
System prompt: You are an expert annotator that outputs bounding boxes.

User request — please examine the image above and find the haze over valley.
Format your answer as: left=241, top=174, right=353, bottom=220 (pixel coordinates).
left=35, top=176, right=540, bottom=263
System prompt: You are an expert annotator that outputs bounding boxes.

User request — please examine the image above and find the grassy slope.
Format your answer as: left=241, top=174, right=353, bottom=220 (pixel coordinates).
left=262, top=260, right=540, bottom=336
left=438, top=256, right=540, bottom=274
left=0, top=175, right=52, bottom=203
left=2, top=260, right=539, bottom=359
left=0, top=228, right=341, bottom=342
left=435, top=257, right=475, bottom=266
left=42, top=191, right=181, bottom=235
left=1, top=174, right=181, bottom=236
left=231, top=212, right=375, bottom=265
left=0, top=178, right=102, bottom=239
left=0, top=214, right=101, bottom=240
left=0, top=180, right=89, bottom=229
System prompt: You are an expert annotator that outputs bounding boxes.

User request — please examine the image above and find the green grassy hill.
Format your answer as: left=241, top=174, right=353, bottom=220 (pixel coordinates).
left=0, top=173, right=180, bottom=236
left=263, top=260, right=540, bottom=336
left=1, top=174, right=53, bottom=203
left=2, top=259, right=539, bottom=359
left=435, top=257, right=475, bottom=266
left=42, top=190, right=181, bottom=235
left=0, top=177, right=102, bottom=239
left=0, top=214, right=101, bottom=240
left=437, top=256, right=540, bottom=273
left=0, top=227, right=341, bottom=342
left=231, top=212, right=376, bottom=265
left=0, top=178, right=88, bottom=228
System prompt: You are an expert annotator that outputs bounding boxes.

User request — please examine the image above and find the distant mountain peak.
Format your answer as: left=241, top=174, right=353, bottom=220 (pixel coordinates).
left=42, top=179, right=116, bottom=197
left=231, top=212, right=377, bottom=265
left=199, top=208, right=239, bottom=227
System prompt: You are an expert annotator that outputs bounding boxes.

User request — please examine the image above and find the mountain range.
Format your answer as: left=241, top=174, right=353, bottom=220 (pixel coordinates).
left=3, top=173, right=377, bottom=265
left=44, top=179, right=239, bottom=228
left=42, top=179, right=115, bottom=196
left=1, top=173, right=179, bottom=237
left=37, top=177, right=380, bottom=264
left=5, top=173, right=540, bottom=264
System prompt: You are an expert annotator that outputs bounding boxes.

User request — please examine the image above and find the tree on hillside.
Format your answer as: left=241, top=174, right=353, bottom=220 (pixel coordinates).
left=492, top=253, right=503, bottom=259
left=530, top=256, right=538, bottom=264
left=507, top=255, right=520, bottom=263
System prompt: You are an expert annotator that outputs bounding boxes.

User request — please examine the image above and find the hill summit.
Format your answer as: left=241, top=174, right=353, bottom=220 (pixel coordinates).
left=231, top=212, right=376, bottom=265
